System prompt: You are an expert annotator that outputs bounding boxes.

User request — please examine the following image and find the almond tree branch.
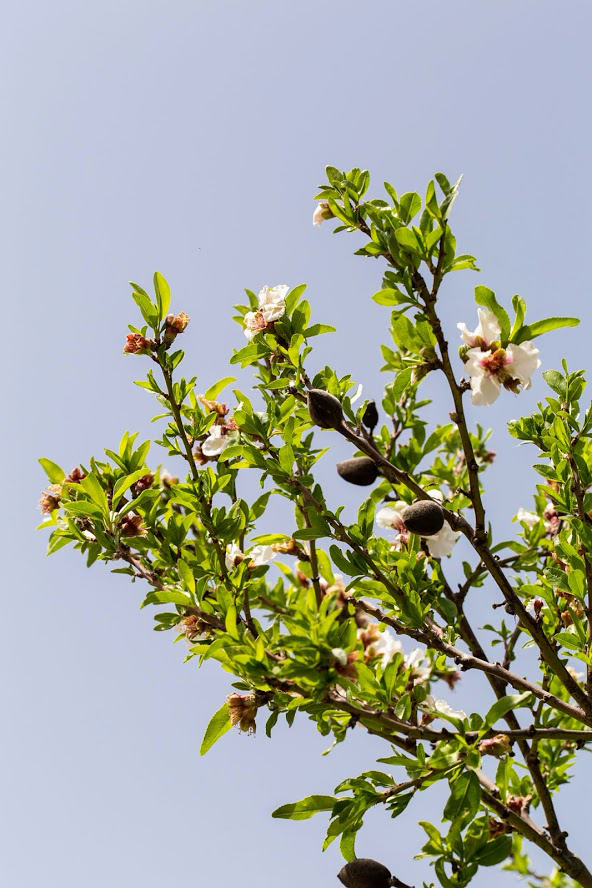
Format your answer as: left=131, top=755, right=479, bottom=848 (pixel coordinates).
left=344, top=222, right=592, bottom=716
left=477, top=771, right=592, bottom=888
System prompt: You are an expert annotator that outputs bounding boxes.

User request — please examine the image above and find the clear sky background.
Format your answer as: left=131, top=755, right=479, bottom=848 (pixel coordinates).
left=3, top=1, right=592, bottom=886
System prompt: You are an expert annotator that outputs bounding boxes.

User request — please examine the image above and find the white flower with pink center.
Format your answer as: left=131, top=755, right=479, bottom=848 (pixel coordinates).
left=458, top=309, right=501, bottom=349
left=464, top=341, right=540, bottom=406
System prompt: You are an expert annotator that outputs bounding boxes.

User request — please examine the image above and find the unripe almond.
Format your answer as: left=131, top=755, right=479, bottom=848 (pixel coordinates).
left=401, top=500, right=445, bottom=536
left=307, top=388, right=344, bottom=429
left=362, top=400, right=379, bottom=431
left=338, top=858, right=392, bottom=888
left=336, top=457, right=378, bottom=486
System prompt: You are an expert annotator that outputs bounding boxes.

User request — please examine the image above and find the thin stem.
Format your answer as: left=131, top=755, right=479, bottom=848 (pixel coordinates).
left=157, top=358, right=200, bottom=481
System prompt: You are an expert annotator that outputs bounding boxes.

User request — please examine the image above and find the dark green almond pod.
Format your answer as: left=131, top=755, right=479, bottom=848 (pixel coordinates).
left=401, top=500, right=445, bottom=536
left=336, top=457, right=378, bottom=486
left=362, top=400, right=379, bottom=431
left=307, top=388, right=344, bottom=429
left=338, top=858, right=393, bottom=888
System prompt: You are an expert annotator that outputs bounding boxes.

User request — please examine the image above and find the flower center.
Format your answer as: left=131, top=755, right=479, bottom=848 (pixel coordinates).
left=480, top=348, right=508, bottom=375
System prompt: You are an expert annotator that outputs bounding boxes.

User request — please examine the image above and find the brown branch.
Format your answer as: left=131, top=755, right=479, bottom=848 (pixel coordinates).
left=477, top=771, right=592, bottom=888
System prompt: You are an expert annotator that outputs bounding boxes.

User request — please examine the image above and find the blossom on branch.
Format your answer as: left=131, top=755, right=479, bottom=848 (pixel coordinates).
left=201, top=424, right=239, bottom=458
left=312, top=201, right=334, bottom=227
left=248, top=544, right=276, bottom=567
left=358, top=624, right=402, bottom=668
left=243, top=285, right=288, bottom=339
left=459, top=309, right=541, bottom=406
left=420, top=695, right=467, bottom=722
left=515, top=508, right=540, bottom=530
left=425, top=523, right=460, bottom=558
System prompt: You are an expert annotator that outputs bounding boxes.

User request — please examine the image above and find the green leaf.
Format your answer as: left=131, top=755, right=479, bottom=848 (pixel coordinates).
left=474, top=835, right=512, bottom=866
left=278, top=444, right=295, bottom=473
left=483, top=692, right=532, bottom=728
left=474, top=286, right=511, bottom=343
left=112, top=469, right=150, bottom=508
left=395, top=227, right=421, bottom=254
left=554, top=631, right=582, bottom=651
left=272, top=795, right=335, bottom=821
left=178, top=560, right=196, bottom=597
left=38, top=458, right=66, bottom=484
left=204, top=377, right=236, bottom=401
left=443, top=771, right=480, bottom=824
left=143, top=589, right=193, bottom=607
left=304, top=324, right=336, bottom=338
left=373, top=288, right=402, bottom=306
left=393, top=367, right=413, bottom=400
left=440, top=174, right=463, bottom=221
left=435, top=172, right=452, bottom=195
left=225, top=605, right=239, bottom=640
left=131, top=288, right=157, bottom=327
left=200, top=703, right=232, bottom=755
left=340, top=827, right=359, bottom=862
left=514, top=317, right=580, bottom=344
left=509, top=294, right=526, bottom=341
left=543, top=369, right=566, bottom=397
left=153, top=272, right=171, bottom=322
left=398, top=192, right=422, bottom=224
left=62, top=501, right=104, bottom=519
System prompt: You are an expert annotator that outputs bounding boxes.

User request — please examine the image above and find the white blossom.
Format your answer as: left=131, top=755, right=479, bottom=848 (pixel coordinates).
left=225, top=543, right=244, bottom=571
left=426, top=523, right=460, bottom=558
left=243, top=310, right=267, bottom=341
left=202, top=425, right=238, bottom=457
left=505, top=341, right=541, bottom=389
left=371, top=631, right=402, bottom=668
left=258, top=285, right=288, bottom=323
left=458, top=308, right=501, bottom=349
left=516, top=508, right=540, bottom=530
left=421, top=695, right=467, bottom=721
left=312, top=202, right=333, bottom=227
left=248, top=544, right=276, bottom=567
left=331, top=647, right=348, bottom=666
left=358, top=626, right=402, bottom=668
left=404, top=648, right=430, bottom=682
left=376, top=502, right=407, bottom=531
left=464, top=340, right=540, bottom=407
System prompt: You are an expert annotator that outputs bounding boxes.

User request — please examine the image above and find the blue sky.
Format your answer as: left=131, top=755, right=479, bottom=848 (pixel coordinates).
left=4, top=1, right=592, bottom=885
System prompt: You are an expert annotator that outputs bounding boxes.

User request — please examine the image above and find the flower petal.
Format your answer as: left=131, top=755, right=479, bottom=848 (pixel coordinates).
left=506, top=341, right=540, bottom=388
left=470, top=371, right=501, bottom=406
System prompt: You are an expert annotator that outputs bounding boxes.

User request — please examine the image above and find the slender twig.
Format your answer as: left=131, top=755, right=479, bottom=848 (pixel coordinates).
left=477, top=771, right=592, bottom=888
left=503, top=624, right=523, bottom=671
